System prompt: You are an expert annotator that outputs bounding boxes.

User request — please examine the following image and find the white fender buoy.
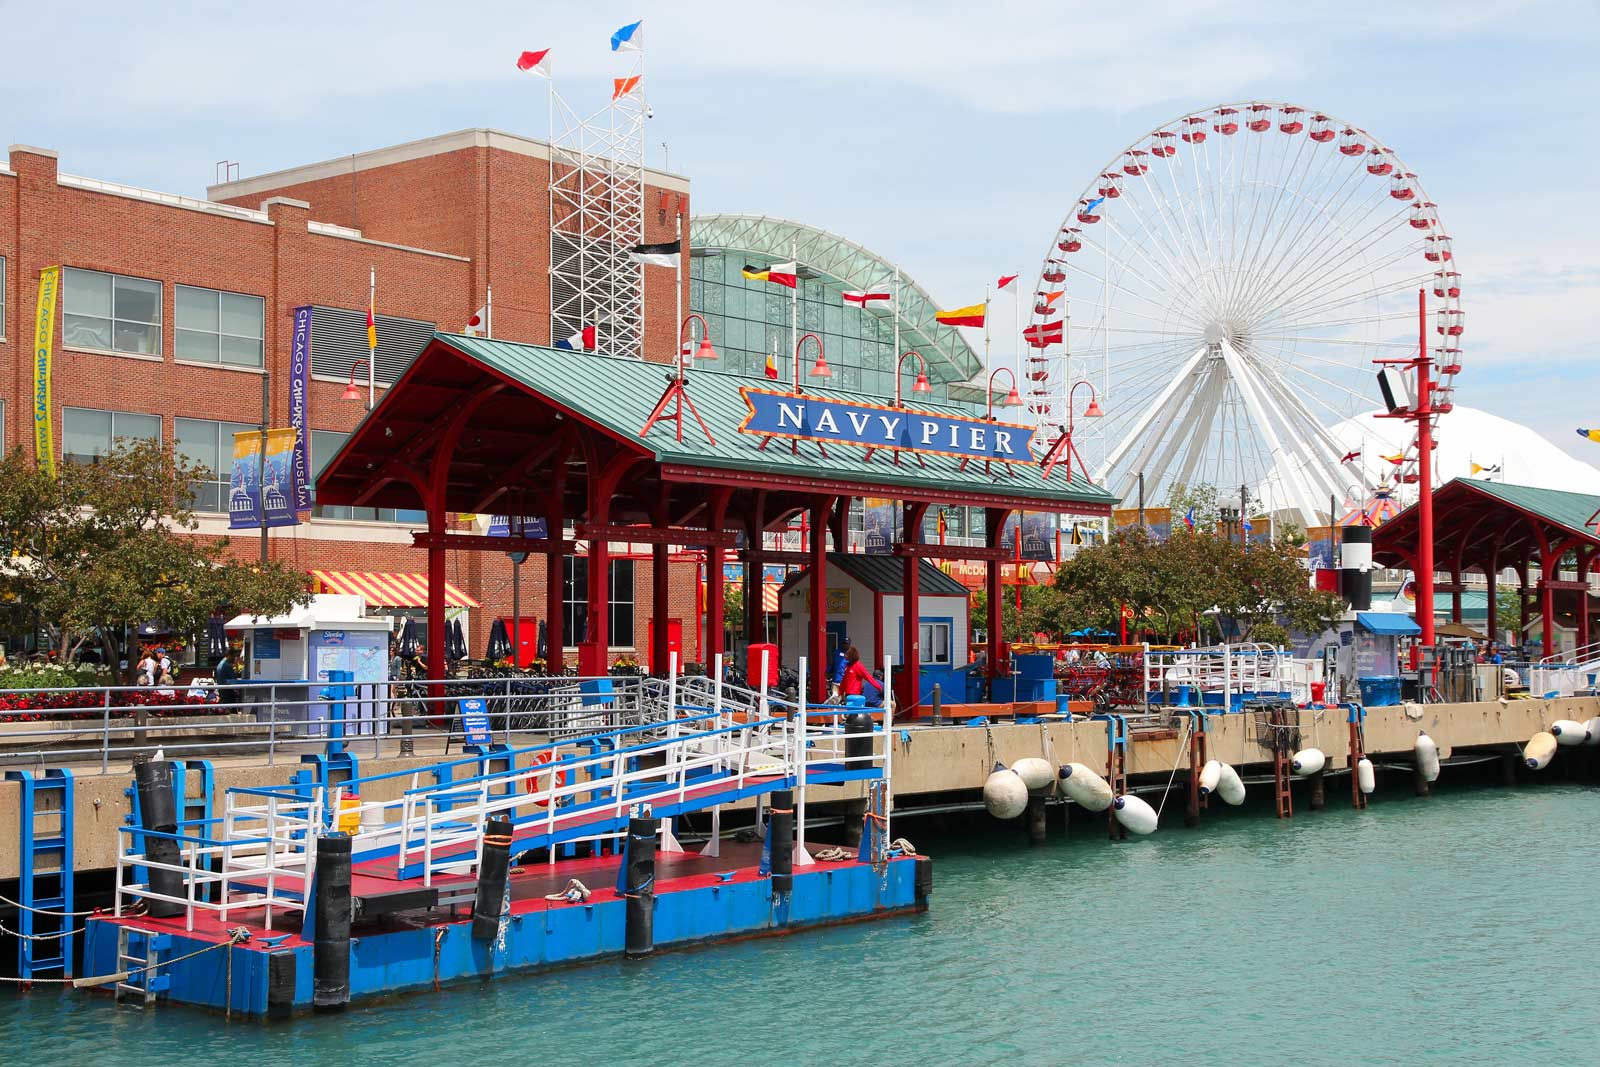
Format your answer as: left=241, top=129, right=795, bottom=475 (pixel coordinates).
left=1291, top=748, right=1326, bottom=776
left=1583, top=716, right=1600, bottom=748
left=1057, top=762, right=1114, bottom=812
left=1198, top=759, right=1222, bottom=796
left=1216, top=764, right=1246, bottom=806
left=1112, top=794, right=1158, bottom=835
left=1549, top=719, right=1588, bottom=747
left=1011, top=757, right=1055, bottom=795
left=1523, top=731, right=1557, bottom=771
left=983, top=764, right=1030, bottom=819
left=1356, top=757, right=1376, bottom=795
left=1415, top=732, right=1441, bottom=783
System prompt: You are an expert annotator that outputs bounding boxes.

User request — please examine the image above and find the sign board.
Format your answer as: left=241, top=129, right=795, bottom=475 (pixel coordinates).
left=738, top=388, right=1035, bottom=463
left=488, top=515, right=549, bottom=538
left=459, top=698, right=492, bottom=746
left=253, top=633, right=281, bottom=660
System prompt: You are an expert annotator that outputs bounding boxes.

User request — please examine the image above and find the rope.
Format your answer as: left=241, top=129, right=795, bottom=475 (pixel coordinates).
left=0, top=890, right=98, bottom=917
left=0, top=920, right=77, bottom=941
left=543, top=878, right=591, bottom=903
left=1154, top=718, right=1193, bottom=819
left=0, top=927, right=252, bottom=988
left=814, top=847, right=851, bottom=862
left=888, top=838, right=917, bottom=855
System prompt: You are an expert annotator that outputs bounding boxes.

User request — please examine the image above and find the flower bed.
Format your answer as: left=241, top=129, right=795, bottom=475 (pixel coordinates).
left=1, top=664, right=219, bottom=721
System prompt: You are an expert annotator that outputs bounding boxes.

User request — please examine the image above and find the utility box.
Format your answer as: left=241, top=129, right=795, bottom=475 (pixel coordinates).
left=226, top=594, right=392, bottom=736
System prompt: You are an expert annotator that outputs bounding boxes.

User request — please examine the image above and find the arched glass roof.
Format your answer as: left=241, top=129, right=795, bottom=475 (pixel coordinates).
left=689, top=214, right=982, bottom=384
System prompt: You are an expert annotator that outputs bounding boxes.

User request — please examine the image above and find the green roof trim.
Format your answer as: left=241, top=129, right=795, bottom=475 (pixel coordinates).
left=826, top=554, right=970, bottom=597
left=1455, top=478, right=1600, bottom=541
left=434, top=334, right=1115, bottom=510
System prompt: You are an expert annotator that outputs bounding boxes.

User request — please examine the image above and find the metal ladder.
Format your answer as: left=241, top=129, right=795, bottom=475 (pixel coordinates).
left=113, top=927, right=171, bottom=1006
left=1093, top=714, right=1129, bottom=840
left=5, top=769, right=76, bottom=979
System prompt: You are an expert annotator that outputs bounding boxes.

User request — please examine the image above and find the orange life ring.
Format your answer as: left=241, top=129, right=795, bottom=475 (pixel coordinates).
left=526, top=750, right=567, bottom=806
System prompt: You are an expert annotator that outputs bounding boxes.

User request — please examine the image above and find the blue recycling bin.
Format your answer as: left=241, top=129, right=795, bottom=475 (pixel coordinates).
left=1358, top=675, right=1402, bottom=707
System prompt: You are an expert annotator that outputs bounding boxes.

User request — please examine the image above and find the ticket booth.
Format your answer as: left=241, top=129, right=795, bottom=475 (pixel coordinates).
left=226, top=594, right=393, bottom=735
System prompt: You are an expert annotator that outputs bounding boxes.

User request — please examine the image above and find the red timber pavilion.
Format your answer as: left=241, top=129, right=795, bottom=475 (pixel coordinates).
left=316, top=334, right=1116, bottom=705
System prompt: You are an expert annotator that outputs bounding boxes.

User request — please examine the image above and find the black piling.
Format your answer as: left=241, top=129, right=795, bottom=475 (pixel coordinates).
left=471, top=815, right=514, bottom=941
left=312, top=833, right=352, bottom=1013
left=769, top=788, right=795, bottom=894
left=844, top=712, right=874, bottom=767
left=1309, top=769, right=1327, bottom=811
left=1024, top=795, right=1048, bottom=845
left=1500, top=751, right=1519, bottom=787
left=133, top=760, right=186, bottom=918
left=624, top=816, right=656, bottom=959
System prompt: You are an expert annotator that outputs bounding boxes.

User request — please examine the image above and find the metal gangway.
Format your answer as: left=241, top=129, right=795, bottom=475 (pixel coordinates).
left=1528, top=640, right=1600, bottom=698
left=1142, top=642, right=1301, bottom=713
left=112, top=654, right=894, bottom=930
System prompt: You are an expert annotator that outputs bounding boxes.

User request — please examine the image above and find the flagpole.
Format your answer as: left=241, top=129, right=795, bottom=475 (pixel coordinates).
left=790, top=238, right=799, bottom=391
left=675, top=207, right=684, bottom=360
left=368, top=265, right=376, bottom=410
left=892, top=266, right=900, bottom=369
left=486, top=283, right=493, bottom=340
left=983, top=284, right=991, bottom=377
left=1013, top=281, right=1021, bottom=407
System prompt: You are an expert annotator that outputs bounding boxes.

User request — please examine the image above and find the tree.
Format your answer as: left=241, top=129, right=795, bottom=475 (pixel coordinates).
left=0, top=442, right=312, bottom=685
left=723, top=584, right=745, bottom=641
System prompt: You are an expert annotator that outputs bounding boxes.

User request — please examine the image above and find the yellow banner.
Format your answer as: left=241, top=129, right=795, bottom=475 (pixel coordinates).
left=33, top=266, right=60, bottom=476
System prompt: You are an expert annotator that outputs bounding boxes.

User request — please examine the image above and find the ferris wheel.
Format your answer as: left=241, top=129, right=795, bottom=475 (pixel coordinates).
left=1028, top=102, right=1461, bottom=526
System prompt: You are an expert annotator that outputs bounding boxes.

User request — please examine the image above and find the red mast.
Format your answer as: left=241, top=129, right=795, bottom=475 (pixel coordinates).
left=1414, top=289, right=1435, bottom=647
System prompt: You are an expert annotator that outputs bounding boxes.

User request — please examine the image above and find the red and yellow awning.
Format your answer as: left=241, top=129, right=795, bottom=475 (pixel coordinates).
left=311, top=570, right=480, bottom=609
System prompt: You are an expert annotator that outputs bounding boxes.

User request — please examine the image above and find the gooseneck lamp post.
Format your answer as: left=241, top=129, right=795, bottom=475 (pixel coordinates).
left=984, top=367, right=1021, bottom=421
left=894, top=349, right=932, bottom=407
left=342, top=358, right=374, bottom=411
left=795, top=332, right=830, bottom=392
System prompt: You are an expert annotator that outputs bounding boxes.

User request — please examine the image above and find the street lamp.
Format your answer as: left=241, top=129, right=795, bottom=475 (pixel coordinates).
left=984, top=367, right=1021, bottom=421
left=1042, top=379, right=1103, bottom=482
left=795, top=332, right=830, bottom=391
left=678, top=312, right=717, bottom=367
left=342, top=357, right=374, bottom=410
left=894, top=349, right=932, bottom=407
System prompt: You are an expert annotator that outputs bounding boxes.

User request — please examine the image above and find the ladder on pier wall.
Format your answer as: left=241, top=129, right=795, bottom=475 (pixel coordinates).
left=1096, top=714, right=1130, bottom=840
left=114, top=927, right=170, bottom=1006
left=1346, top=704, right=1368, bottom=811
left=5, top=769, right=76, bottom=979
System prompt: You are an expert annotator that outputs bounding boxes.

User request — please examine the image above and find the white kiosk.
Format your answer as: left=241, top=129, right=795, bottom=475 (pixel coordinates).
left=226, top=594, right=393, bottom=735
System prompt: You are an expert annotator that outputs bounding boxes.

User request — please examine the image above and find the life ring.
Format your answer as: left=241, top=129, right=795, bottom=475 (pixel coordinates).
left=526, top=750, right=567, bottom=806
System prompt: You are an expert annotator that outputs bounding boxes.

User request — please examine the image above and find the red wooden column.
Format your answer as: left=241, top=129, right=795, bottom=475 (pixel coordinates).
left=651, top=540, right=670, bottom=672
left=426, top=508, right=448, bottom=688
left=1577, top=548, right=1592, bottom=652
left=1517, top=560, right=1531, bottom=638
left=1484, top=553, right=1499, bottom=643
left=809, top=495, right=834, bottom=704
left=704, top=488, right=732, bottom=667
left=544, top=456, right=568, bottom=673
left=742, top=491, right=768, bottom=647
left=898, top=502, right=930, bottom=712
left=984, top=508, right=1009, bottom=685
left=1450, top=566, right=1463, bottom=623
left=579, top=453, right=642, bottom=675
left=1540, top=551, right=1556, bottom=659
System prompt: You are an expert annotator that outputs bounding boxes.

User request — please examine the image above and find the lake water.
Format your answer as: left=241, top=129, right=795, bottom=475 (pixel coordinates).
left=5, top=780, right=1598, bottom=1066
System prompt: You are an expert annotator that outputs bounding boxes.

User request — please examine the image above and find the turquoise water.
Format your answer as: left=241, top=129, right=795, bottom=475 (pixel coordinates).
left=6, top=782, right=1599, bottom=1065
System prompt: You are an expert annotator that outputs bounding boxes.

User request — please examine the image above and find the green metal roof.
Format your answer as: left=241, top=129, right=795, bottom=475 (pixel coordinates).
left=827, top=554, right=970, bottom=597
left=436, top=334, right=1115, bottom=510
left=690, top=214, right=982, bottom=384
left=1456, top=478, right=1600, bottom=540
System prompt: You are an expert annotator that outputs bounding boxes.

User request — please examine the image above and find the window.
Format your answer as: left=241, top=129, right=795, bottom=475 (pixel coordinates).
left=563, top=557, right=636, bottom=648
left=176, top=285, right=264, bottom=367
left=61, top=407, right=161, bottom=465
left=309, top=306, right=435, bottom=386
left=919, top=620, right=953, bottom=667
left=63, top=268, right=161, bottom=356
left=175, top=417, right=257, bottom=512
left=309, top=429, right=424, bottom=523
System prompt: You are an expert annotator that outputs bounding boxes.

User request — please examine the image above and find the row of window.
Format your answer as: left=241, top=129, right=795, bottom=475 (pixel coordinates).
left=59, top=267, right=265, bottom=366
left=60, top=407, right=422, bottom=523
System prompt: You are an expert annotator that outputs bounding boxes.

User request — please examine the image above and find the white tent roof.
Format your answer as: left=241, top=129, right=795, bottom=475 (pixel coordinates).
left=226, top=593, right=392, bottom=632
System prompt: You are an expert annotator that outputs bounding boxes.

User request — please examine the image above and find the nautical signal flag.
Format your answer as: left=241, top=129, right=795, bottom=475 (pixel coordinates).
left=765, top=350, right=779, bottom=380
left=1340, top=450, right=1361, bottom=464
left=997, top=274, right=1018, bottom=290
left=1471, top=461, right=1502, bottom=475
left=465, top=305, right=488, bottom=333
left=1036, top=290, right=1064, bottom=307
left=613, top=76, right=642, bottom=101
left=743, top=262, right=798, bottom=288
left=1578, top=428, right=1600, bottom=443
left=935, top=303, right=986, bottom=328
left=366, top=304, right=377, bottom=350
left=1182, top=507, right=1196, bottom=531
left=611, top=19, right=644, bottom=52
left=1381, top=451, right=1406, bottom=465
left=1024, top=320, right=1064, bottom=348
left=631, top=241, right=680, bottom=267
left=555, top=325, right=597, bottom=351
left=842, top=290, right=892, bottom=309
left=516, top=49, right=551, bottom=76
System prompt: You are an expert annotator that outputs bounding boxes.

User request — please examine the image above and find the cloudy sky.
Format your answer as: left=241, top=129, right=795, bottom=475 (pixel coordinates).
left=5, top=1, right=1597, bottom=459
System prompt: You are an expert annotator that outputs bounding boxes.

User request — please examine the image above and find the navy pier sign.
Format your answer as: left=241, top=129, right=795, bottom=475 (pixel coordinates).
left=737, top=388, right=1035, bottom=464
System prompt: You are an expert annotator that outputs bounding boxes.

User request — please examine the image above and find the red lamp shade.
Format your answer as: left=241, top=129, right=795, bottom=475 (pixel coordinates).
left=913, top=371, right=931, bottom=393
left=1003, top=385, right=1021, bottom=406
left=696, top=336, right=718, bottom=361
left=341, top=381, right=362, bottom=402
left=809, top=353, right=833, bottom=378
left=1083, top=398, right=1104, bottom=417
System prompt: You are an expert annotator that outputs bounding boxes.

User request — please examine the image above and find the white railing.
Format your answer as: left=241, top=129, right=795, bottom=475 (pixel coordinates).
left=1143, top=642, right=1295, bottom=711
left=1530, top=640, right=1600, bottom=697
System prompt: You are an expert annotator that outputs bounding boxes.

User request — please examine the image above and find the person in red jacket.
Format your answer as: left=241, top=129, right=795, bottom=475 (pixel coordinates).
left=837, top=645, right=881, bottom=700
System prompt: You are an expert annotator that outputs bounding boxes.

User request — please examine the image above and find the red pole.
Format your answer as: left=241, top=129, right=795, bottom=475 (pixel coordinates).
left=1415, top=289, right=1436, bottom=648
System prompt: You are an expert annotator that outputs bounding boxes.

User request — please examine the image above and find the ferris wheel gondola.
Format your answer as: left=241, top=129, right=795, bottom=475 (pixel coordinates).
left=1025, top=101, right=1463, bottom=526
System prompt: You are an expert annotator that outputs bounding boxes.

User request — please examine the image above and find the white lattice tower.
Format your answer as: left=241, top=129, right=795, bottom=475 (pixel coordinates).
left=548, top=50, right=647, bottom=359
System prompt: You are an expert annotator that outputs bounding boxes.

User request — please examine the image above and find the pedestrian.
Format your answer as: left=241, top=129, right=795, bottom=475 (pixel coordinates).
left=137, top=650, right=158, bottom=686
left=837, top=646, right=881, bottom=701
left=388, top=640, right=418, bottom=755
left=214, top=648, right=244, bottom=705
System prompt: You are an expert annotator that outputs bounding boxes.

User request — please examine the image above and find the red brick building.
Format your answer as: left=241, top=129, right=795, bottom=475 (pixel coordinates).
left=0, top=129, right=702, bottom=668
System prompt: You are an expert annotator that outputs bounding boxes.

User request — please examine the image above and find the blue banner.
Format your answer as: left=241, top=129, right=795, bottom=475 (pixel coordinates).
left=863, top=498, right=896, bottom=554
left=738, top=388, right=1035, bottom=463
left=487, top=515, right=548, bottom=538
left=229, top=429, right=300, bottom=530
left=289, top=306, right=312, bottom=518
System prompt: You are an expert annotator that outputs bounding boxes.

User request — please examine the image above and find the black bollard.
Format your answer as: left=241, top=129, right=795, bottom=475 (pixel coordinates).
left=931, top=682, right=943, bottom=725
left=133, top=760, right=186, bottom=918
left=312, top=833, right=352, bottom=1013
left=769, top=788, right=795, bottom=894
left=1500, top=751, right=1519, bottom=787
left=1024, top=794, right=1047, bottom=846
left=844, top=713, right=874, bottom=767
left=624, top=817, right=656, bottom=959
left=471, top=815, right=514, bottom=941
left=1309, top=769, right=1327, bottom=811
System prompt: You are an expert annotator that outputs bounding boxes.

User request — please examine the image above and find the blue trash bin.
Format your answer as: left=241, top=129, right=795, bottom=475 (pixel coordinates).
left=1358, top=675, right=1402, bottom=706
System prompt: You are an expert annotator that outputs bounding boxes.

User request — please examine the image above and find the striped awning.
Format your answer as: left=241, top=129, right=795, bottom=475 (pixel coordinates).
left=311, top=570, right=479, bottom=609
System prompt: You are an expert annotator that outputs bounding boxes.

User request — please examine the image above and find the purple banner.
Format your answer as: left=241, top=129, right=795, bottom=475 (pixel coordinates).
left=289, top=305, right=313, bottom=517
